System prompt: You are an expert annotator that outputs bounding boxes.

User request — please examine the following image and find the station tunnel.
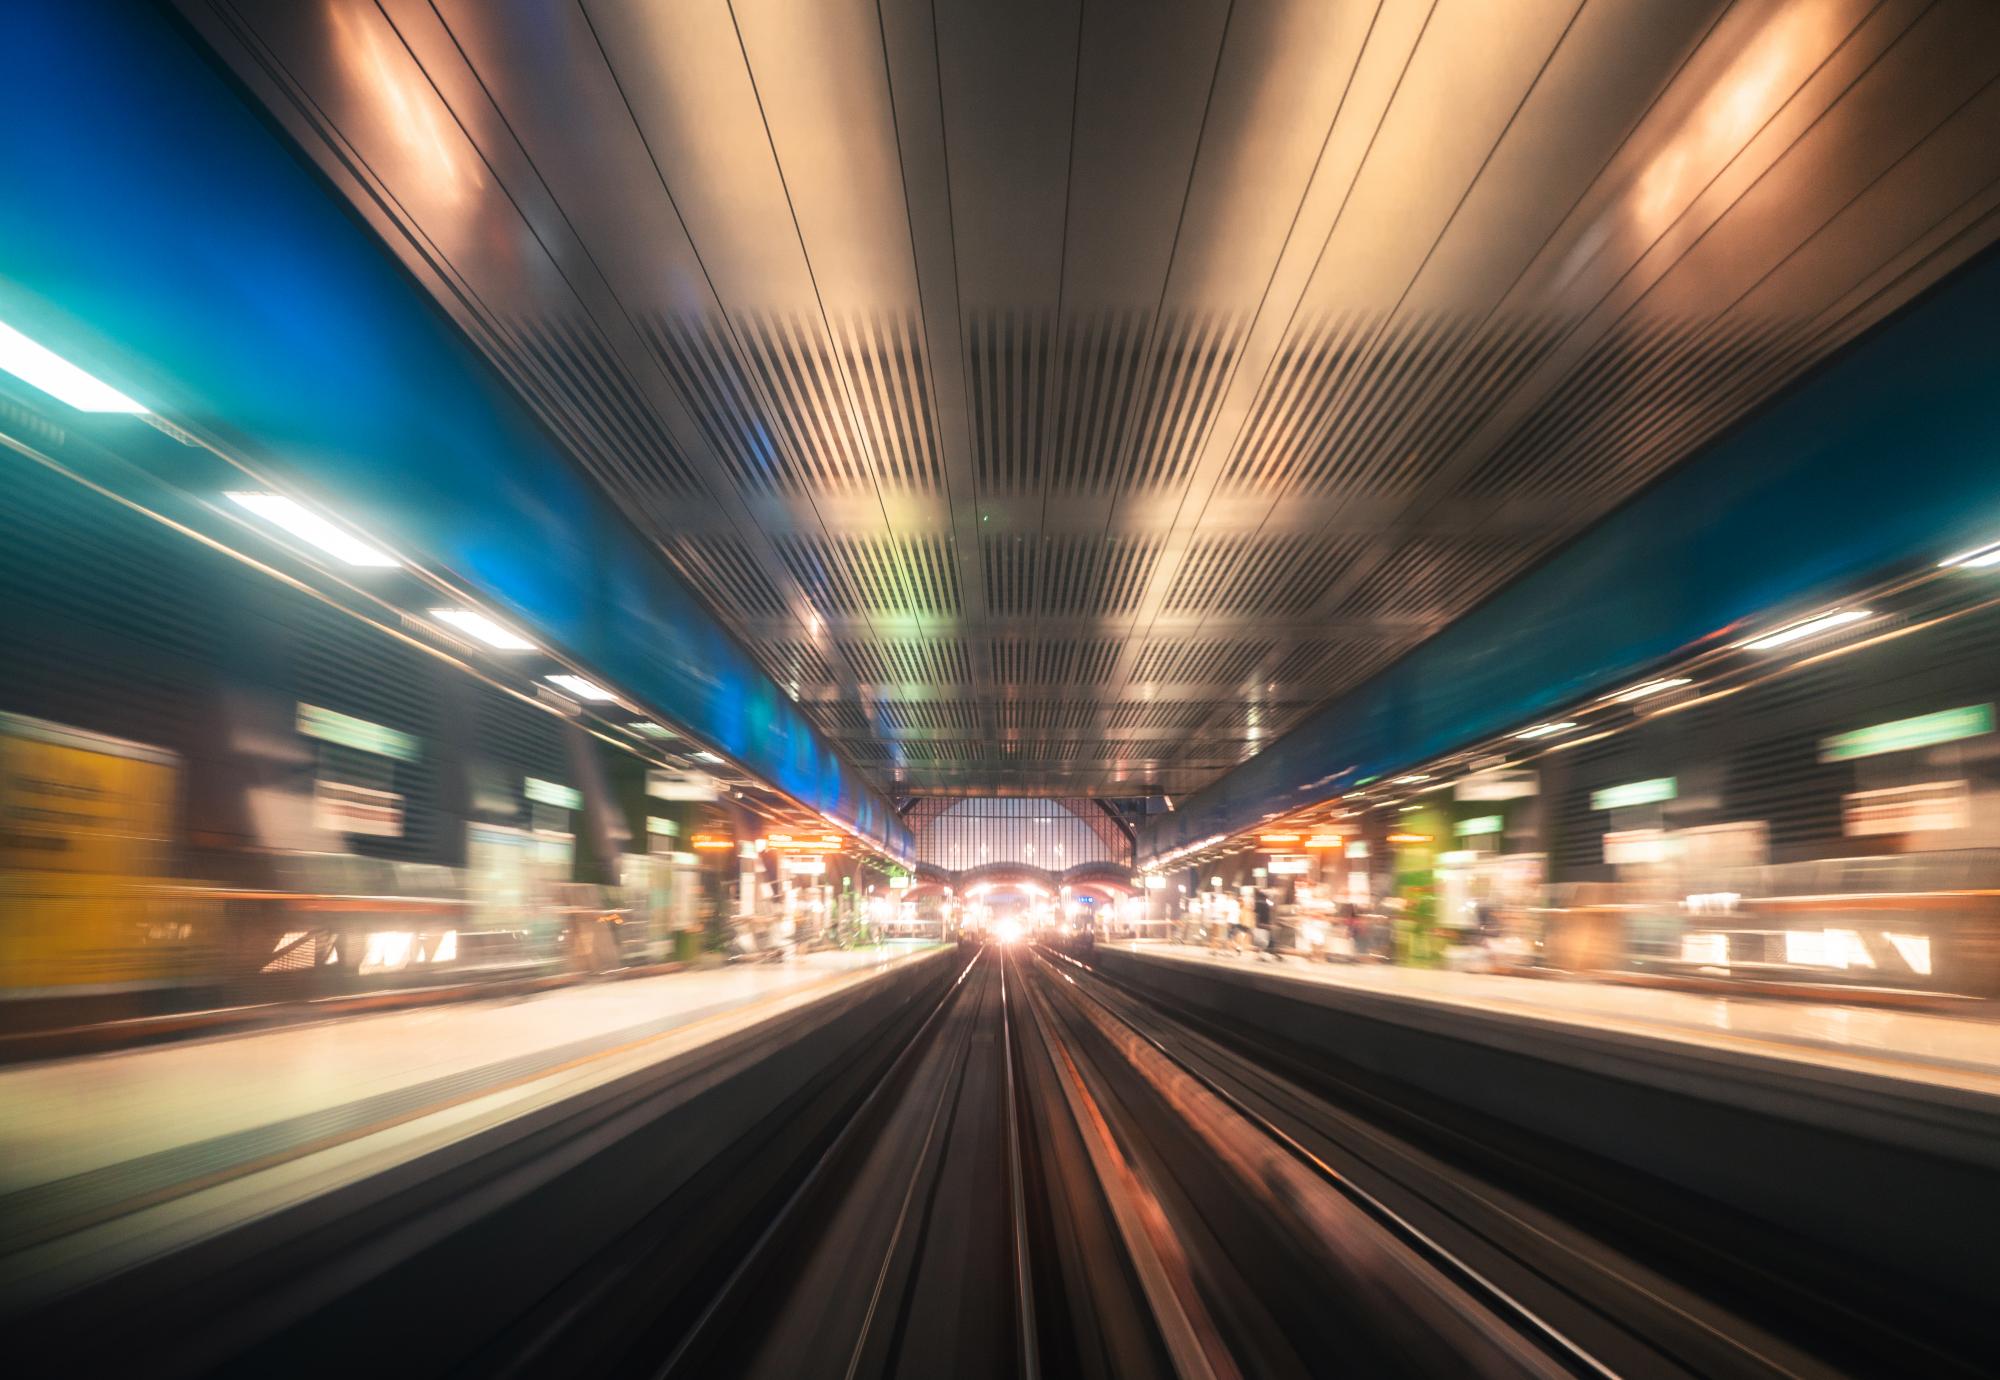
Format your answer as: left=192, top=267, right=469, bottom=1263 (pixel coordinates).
left=4, top=2, right=2000, bottom=1374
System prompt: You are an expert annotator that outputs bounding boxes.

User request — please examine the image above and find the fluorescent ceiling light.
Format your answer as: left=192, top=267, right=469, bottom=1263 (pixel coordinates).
left=628, top=721, right=676, bottom=740
left=1392, top=774, right=1430, bottom=784
left=692, top=750, right=723, bottom=764
left=1740, top=609, right=1869, bottom=651
left=1513, top=721, right=1576, bottom=740
left=546, top=673, right=616, bottom=702
left=429, top=607, right=536, bottom=651
left=225, top=492, right=399, bottom=568
left=1600, top=677, right=1691, bottom=704
left=1939, top=540, right=2000, bottom=570
left=0, top=319, right=147, bottom=413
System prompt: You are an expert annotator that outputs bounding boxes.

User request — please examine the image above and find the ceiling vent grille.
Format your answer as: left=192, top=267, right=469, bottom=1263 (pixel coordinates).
left=1119, top=314, right=1245, bottom=491
left=837, top=639, right=973, bottom=686
left=876, top=700, right=981, bottom=732
left=1005, top=740, right=1084, bottom=762
left=968, top=311, right=1054, bottom=492
left=901, top=740, right=987, bottom=763
left=1048, top=639, right=1123, bottom=684
left=983, top=535, right=1159, bottom=619
left=1163, top=534, right=1368, bottom=617
left=502, top=315, right=701, bottom=501
left=644, top=314, right=789, bottom=493
left=1051, top=311, right=1149, bottom=493
left=1466, top=316, right=1813, bottom=500
left=815, top=701, right=871, bottom=733
left=1095, top=739, right=1177, bottom=761
left=987, top=639, right=1123, bottom=686
left=831, top=312, right=943, bottom=493
left=1334, top=538, right=1528, bottom=620
left=969, top=311, right=1246, bottom=494
left=1181, top=738, right=1254, bottom=762
left=1222, top=313, right=1563, bottom=494
left=776, top=535, right=961, bottom=619
left=718, top=313, right=870, bottom=492
left=1130, top=639, right=1274, bottom=686
left=837, top=738, right=894, bottom=763
left=998, top=701, right=1097, bottom=731
left=762, top=639, right=835, bottom=688
left=1108, top=700, right=1219, bottom=730
left=647, top=313, right=944, bottom=495
left=664, top=533, right=787, bottom=620
left=1266, top=639, right=1406, bottom=689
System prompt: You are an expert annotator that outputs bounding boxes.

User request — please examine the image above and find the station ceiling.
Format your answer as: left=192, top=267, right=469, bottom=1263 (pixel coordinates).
left=180, top=0, right=2000, bottom=797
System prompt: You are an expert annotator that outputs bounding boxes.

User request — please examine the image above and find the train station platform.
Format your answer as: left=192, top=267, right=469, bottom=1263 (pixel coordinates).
left=1091, top=942, right=2000, bottom=1303
left=0, top=944, right=944, bottom=1314
left=1117, top=943, right=2000, bottom=1096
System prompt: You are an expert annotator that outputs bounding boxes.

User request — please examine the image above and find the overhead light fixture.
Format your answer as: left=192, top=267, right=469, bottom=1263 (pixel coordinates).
left=692, top=750, right=723, bottom=765
left=546, top=673, right=616, bottom=702
left=0, top=319, right=147, bottom=413
left=429, top=607, right=536, bottom=651
left=1392, top=774, right=1430, bottom=784
left=1600, top=677, right=1691, bottom=704
left=627, top=721, right=676, bottom=740
left=1513, top=721, right=1576, bottom=740
left=224, top=492, right=399, bottom=568
left=1939, top=540, right=2000, bottom=570
left=1740, top=609, right=1869, bottom=651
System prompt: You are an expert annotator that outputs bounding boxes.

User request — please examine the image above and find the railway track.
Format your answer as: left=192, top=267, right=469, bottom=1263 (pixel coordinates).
left=33, top=940, right=1951, bottom=1376
left=636, top=942, right=1848, bottom=1378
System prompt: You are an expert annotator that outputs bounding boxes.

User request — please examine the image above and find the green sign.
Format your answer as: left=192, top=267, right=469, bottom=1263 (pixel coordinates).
left=645, top=816, right=679, bottom=837
left=1591, top=777, right=1678, bottom=811
left=1819, top=704, right=1993, bottom=763
left=297, top=703, right=419, bottom=763
left=525, top=776, right=582, bottom=810
left=1455, top=814, right=1503, bottom=836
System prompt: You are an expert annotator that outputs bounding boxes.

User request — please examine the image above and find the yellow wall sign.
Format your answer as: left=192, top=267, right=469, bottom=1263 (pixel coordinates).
left=0, top=713, right=189, bottom=989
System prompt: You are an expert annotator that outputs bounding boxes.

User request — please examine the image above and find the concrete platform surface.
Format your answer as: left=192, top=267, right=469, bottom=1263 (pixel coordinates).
left=1122, top=943, right=2000, bottom=1096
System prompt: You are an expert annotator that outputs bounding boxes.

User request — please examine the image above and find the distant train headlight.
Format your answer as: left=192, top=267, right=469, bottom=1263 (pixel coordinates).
left=994, top=918, right=1023, bottom=945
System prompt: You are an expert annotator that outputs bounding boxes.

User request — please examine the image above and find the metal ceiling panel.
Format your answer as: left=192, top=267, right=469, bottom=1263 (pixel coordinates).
left=167, top=0, right=2000, bottom=796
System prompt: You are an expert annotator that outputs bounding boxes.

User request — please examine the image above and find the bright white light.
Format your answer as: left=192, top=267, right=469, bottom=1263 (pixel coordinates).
left=547, top=673, right=617, bottom=702
left=1740, top=609, right=1869, bottom=651
left=1393, top=774, right=1430, bottom=784
left=1681, top=932, right=1729, bottom=966
left=994, top=918, right=1023, bottom=945
left=360, top=930, right=416, bottom=974
left=1513, top=721, right=1576, bottom=740
left=430, top=608, right=536, bottom=651
left=1884, top=932, right=1932, bottom=976
left=1601, top=677, right=1691, bottom=704
left=225, top=492, right=399, bottom=567
left=1939, top=540, right=2000, bottom=570
left=1825, top=928, right=1874, bottom=970
left=0, top=319, right=147, bottom=413
left=432, top=930, right=458, bottom=964
left=692, top=750, right=723, bottom=764
left=1784, top=929, right=1827, bottom=966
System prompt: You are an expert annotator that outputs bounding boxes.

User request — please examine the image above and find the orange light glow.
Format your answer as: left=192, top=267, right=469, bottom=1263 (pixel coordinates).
left=1304, top=835, right=1342, bottom=849
left=766, top=835, right=842, bottom=852
left=690, top=833, right=735, bottom=851
left=1387, top=832, right=1431, bottom=845
left=1258, top=833, right=1301, bottom=845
